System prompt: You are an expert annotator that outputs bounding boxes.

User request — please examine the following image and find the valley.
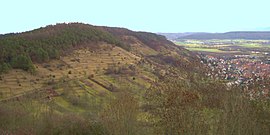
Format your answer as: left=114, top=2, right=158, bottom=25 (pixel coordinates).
left=175, top=39, right=270, bottom=99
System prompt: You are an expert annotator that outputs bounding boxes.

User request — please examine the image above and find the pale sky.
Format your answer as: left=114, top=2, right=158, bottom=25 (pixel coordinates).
left=1, top=0, right=269, bottom=34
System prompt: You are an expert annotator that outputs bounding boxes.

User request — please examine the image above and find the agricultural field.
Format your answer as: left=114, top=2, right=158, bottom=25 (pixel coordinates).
left=175, top=39, right=270, bottom=55
left=186, top=47, right=223, bottom=53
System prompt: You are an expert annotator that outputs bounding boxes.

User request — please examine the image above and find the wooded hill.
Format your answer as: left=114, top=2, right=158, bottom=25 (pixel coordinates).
left=0, top=23, right=128, bottom=73
left=0, top=23, right=198, bottom=74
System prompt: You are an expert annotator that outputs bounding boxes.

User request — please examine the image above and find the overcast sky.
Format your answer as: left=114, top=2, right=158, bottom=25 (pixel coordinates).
left=1, top=0, right=269, bottom=34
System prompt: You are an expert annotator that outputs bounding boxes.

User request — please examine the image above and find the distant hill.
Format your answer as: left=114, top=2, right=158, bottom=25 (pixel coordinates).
left=175, top=31, right=270, bottom=40
left=157, top=33, right=200, bottom=40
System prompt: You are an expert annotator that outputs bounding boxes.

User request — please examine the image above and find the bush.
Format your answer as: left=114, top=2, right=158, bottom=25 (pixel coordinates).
left=144, top=77, right=270, bottom=135
left=105, top=64, right=136, bottom=75
left=0, top=63, right=11, bottom=74
left=31, top=48, right=49, bottom=63
left=47, top=49, right=60, bottom=59
left=100, top=92, right=139, bottom=135
left=0, top=100, right=108, bottom=135
left=10, top=55, right=35, bottom=73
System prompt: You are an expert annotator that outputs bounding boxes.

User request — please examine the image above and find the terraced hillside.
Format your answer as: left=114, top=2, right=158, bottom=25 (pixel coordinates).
left=0, top=23, right=200, bottom=101
left=0, top=44, right=140, bottom=100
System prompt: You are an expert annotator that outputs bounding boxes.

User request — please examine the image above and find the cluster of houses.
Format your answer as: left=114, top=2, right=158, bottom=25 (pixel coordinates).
left=201, top=54, right=270, bottom=99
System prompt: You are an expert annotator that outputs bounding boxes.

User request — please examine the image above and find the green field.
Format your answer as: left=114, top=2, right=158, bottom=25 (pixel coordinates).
left=238, top=43, right=270, bottom=48
left=186, top=47, right=223, bottom=52
left=175, top=43, right=203, bottom=48
left=174, top=39, right=270, bottom=54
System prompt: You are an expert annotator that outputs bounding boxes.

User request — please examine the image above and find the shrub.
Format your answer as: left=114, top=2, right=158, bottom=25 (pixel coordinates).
left=0, top=63, right=11, bottom=74
left=47, top=49, right=60, bottom=59
left=105, top=64, right=136, bottom=75
left=30, top=48, right=49, bottom=63
left=144, top=77, right=270, bottom=135
left=100, top=92, right=139, bottom=135
left=10, top=55, right=36, bottom=73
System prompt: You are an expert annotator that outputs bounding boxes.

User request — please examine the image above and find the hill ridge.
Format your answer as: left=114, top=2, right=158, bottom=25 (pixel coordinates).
left=159, top=31, right=270, bottom=40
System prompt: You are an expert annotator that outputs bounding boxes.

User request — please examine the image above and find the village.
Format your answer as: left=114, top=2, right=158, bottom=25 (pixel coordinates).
left=201, top=53, right=270, bottom=99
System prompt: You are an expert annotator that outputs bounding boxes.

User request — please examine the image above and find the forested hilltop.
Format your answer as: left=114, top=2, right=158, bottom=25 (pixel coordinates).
left=0, top=23, right=130, bottom=74
left=1, top=23, right=197, bottom=74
